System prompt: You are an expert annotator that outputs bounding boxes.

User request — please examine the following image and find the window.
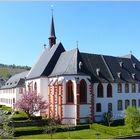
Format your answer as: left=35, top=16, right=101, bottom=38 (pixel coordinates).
left=138, top=99, right=140, bottom=107
left=125, top=83, right=129, bottom=93
left=97, top=83, right=103, bottom=97
left=132, top=83, right=136, bottom=93
left=118, top=100, right=123, bottom=111
left=34, top=82, right=37, bottom=95
left=108, top=103, right=112, bottom=112
left=28, top=82, right=33, bottom=93
left=132, top=99, right=136, bottom=107
left=79, top=79, right=87, bottom=103
left=96, top=103, right=101, bottom=112
left=125, top=100, right=130, bottom=109
left=13, top=98, right=15, bottom=104
left=107, top=83, right=112, bottom=97
left=118, top=83, right=122, bottom=93
left=66, top=80, right=74, bottom=104
left=138, top=84, right=140, bottom=93
left=19, top=88, right=23, bottom=94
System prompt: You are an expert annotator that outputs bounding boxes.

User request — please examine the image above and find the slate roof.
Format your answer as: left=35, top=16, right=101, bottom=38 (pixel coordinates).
left=26, top=42, right=65, bottom=79
left=0, top=77, right=6, bottom=88
left=1, top=71, right=29, bottom=89
left=79, top=53, right=114, bottom=82
left=50, top=48, right=140, bottom=83
left=49, top=48, right=79, bottom=76
left=50, top=50, right=115, bottom=82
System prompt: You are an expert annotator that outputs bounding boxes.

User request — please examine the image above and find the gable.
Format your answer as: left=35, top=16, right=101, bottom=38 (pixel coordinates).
left=27, top=42, right=65, bottom=79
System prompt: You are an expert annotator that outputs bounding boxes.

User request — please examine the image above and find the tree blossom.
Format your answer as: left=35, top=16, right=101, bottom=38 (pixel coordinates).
left=15, top=92, right=48, bottom=119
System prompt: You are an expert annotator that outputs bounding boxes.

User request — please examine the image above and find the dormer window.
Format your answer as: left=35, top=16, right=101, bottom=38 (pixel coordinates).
left=119, top=62, right=123, bottom=67
left=133, top=63, right=136, bottom=68
left=117, top=72, right=121, bottom=78
left=132, top=73, right=136, bottom=79
left=96, top=68, right=100, bottom=76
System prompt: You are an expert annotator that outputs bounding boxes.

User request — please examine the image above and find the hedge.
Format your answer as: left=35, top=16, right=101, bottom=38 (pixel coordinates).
left=14, top=124, right=90, bottom=137
left=10, top=120, right=49, bottom=127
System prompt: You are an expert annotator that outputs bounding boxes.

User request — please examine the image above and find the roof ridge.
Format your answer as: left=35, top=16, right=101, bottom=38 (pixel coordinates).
left=101, top=55, right=114, bottom=81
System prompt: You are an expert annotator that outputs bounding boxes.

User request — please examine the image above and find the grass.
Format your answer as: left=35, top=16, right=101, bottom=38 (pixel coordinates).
left=16, top=128, right=112, bottom=139
left=15, top=126, right=44, bottom=131
left=0, top=105, right=12, bottom=112
left=11, top=111, right=28, bottom=121
left=14, top=123, right=140, bottom=139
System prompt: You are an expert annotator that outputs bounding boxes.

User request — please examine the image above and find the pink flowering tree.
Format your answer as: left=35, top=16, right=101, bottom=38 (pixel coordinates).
left=15, top=92, right=48, bottom=119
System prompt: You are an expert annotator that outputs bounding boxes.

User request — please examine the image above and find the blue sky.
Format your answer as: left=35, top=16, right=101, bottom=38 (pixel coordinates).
left=0, top=2, right=140, bottom=66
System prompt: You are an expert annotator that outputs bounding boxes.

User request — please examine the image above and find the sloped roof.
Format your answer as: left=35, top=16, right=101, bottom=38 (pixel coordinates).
left=1, top=71, right=29, bottom=89
left=80, top=53, right=114, bottom=82
left=103, top=56, right=134, bottom=82
left=50, top=48, right=78, bottom=76
left=0, top=77, right=6, bottom=88
left=50, top=48, right=140, bottom=83
left=27, top=42, right=65, bottom=79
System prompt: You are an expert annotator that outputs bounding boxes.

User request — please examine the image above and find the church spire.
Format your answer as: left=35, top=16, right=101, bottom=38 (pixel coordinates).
left=48, top=10, right=56, bottom=48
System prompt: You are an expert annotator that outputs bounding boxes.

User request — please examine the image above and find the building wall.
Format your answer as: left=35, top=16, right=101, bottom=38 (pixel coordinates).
left=48, top=75, right=92, bottom=125
left=26, top=77, right=48, bottom=116
left=0, top=87, right=25, bottom=109
left=94, top=82, right=140, bottom=122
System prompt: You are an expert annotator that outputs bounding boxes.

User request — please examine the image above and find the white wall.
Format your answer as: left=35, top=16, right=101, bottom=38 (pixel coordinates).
left=0, top=87, right=25, bottom=109
left=51, top=75, right=91, bottom=125
left=94, top=82, right=140, bottom=122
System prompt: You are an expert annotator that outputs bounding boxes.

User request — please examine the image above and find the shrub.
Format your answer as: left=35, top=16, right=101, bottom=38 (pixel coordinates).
left=6, top=111, right=11, bottom=115
left=75, top=124, right=90, bottom=130
left=11, top=111, right=28, bottom=121
left=1, top=105, right=12, bottom=112
left=125, top=106, right=140, bottom=132
left=111, top=119, right=124, bottom=126
left=15, top=129, right=44, bottom=137
left=15, top=111, right=19, bottom=114
left=103, top=111, right=113, bottom=126
left=14, top=124, right=90, bottom=137
left=30, top=116, right=42, bottom=120
left=11, top=117, right=28, bottom=121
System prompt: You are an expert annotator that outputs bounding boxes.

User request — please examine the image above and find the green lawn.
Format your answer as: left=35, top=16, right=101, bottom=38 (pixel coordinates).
left=15, top=124, right=140, bottom=139
left=16, top=129, right=111, bottom=139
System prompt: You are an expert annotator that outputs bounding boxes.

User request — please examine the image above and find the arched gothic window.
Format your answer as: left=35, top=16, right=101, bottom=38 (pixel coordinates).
left=66, top=80, right=74, bottom=104
left=107, top=83, right=112, bottom=97
left=97, top=83, right=103, bottom=97
left=34, top=82, right=37, bottom=95
left=80, top=79, right=87, bottom=103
